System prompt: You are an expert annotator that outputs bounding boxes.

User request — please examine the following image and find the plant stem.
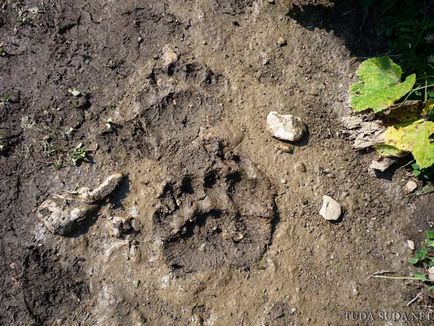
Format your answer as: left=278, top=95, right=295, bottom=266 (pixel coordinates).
left=372, top=275, right=423, bottom=281
left=399, top=84, right=434, bottom=106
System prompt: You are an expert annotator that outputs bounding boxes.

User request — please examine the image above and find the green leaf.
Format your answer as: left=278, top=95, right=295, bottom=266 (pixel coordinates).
left=413, top=169, right=422, bottom=177
left=409, top=257, right=419, bottom=265
left=412, top=121, right=434, bottom=169
left=427, top=285, right=434, bottom=292
left=426, top=230, right=434, bottom=240
left=416, top=248, right=428, bottom=260
left=382, top=119, right=434, bottom=168
left=349, top=56, right=416, bottom=112
left=425, top=239, right=434, bottom=248
left=414, top=271, right=428, bottom=281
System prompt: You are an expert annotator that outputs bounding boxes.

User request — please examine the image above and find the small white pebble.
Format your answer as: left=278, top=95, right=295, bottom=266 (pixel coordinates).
left=407, top=240, right=415, bottom=250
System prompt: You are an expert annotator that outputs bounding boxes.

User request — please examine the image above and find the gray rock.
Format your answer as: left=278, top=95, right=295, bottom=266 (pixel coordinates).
left=369, top=158, right=395, bottom=172
left=266, top=111, right=306, bottom=142
left=407, top=240, right=415, bottom=250
left=319, top=195, right=342, bottom=221
left=341, top=116, right=385, bottom=149
left=404, top=180, right=418, bottom=194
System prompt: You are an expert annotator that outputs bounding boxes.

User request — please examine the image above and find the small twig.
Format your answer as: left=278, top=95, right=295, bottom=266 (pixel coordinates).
left=372, top=275, right=421, bottom=281
left=406, top=292, right=421, bottom=306
left=401, top=159, right=415, bottom=168
left=367, top=270, right=394, bottom=280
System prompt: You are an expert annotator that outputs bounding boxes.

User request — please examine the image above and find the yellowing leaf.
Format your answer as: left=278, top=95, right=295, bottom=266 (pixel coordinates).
left=349, top=56, right=416, bottom=113
left=423, top=101, right=434, bottom=120
left=375, top=144, right=407, bottom=157
left=382, top=119, right=434, bottom=168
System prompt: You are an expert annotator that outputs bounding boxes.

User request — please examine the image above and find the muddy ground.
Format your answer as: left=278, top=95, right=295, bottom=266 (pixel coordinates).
left=1, top=0, right=433, bottom=325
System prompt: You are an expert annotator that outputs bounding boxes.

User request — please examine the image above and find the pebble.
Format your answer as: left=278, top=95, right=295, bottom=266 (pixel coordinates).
left=369, top=158, right=395, bottom=172
left=162, top=45, right=178, bottom=66
left=407, top=240, right=415, bottom=250
left=277, top=37, right=287, bottom=46
left=294, top=162, right=306, bottom=173
left=404, top=180, right=418, bottom=194
left=276, top=143, right=294, bottom=154
left=319, top=195, right=342, bottom=221
left=429, top=266, right=434, bottom=282
left=266, top=111, right=306, bottom=142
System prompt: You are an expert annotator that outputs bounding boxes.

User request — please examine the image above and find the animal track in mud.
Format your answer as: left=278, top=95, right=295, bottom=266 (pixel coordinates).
left=101, top=61, right=226, bottom=160
left=21, top=247, right=88, bottom=324
left=135, top=89, right=223, bottom=159
left=153, top=139, right=276, bottom=276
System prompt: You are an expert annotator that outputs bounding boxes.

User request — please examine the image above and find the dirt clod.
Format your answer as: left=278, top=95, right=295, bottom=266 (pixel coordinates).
left=37, top=173, right=124, bottom=235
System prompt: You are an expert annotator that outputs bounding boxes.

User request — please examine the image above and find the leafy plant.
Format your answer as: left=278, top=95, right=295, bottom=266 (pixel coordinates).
left=349, top=56, right=416, bottom=112
left=53, top=159, right=63, bottom=170
left=372, top=231, right=434, bottom=291
left=70, top=143, right=89, bottom=166
left=381, top=119, right=434, bottom=169
left=0, top=95, right=10, bottom=105
left=0, top=47, right=7, bottom=57
left=359, top=0, right=434, bottom=85
left=407, top=231, right=434, bottom=290
left=349, top=56, right=434, bottom=171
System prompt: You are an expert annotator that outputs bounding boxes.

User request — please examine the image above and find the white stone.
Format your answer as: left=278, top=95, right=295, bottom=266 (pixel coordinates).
left=407, top=240, right=415, bottom=250
left=266, top=111, right=306, bottom=142
left=429, top=266, right=434, bottom=282
left=369, top=158, right=395, bottom=172
left=319, top=195, right=342, bottom=221
left=404, top=180, right=418, bottom=194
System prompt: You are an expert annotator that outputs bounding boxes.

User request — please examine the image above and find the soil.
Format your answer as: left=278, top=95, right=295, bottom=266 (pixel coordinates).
left=1, top=0, right=433, bottom=325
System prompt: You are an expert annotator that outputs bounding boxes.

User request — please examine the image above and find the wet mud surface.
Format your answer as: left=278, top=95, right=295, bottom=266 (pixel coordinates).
left=1, top=0, right=433, bottom=325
